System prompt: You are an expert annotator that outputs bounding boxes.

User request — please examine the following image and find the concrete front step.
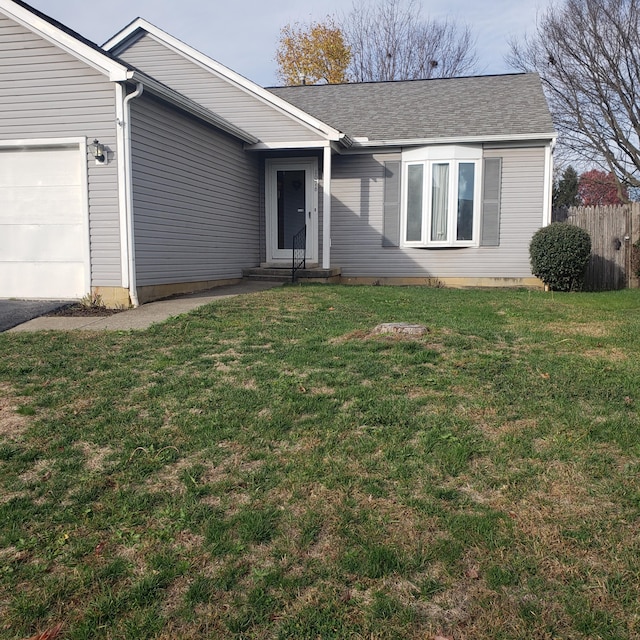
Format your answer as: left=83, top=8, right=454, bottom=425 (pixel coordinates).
left=243, top=273, right=292, bottom=283
left=243, top=267, right=342, bottom=283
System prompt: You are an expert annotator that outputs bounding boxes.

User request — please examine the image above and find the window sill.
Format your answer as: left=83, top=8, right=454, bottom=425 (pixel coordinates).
left=404, top=243, right=478, bottom=250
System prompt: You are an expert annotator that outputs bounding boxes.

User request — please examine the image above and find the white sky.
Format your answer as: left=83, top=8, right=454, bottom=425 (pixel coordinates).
left=26, top=0, right=551, bottom=86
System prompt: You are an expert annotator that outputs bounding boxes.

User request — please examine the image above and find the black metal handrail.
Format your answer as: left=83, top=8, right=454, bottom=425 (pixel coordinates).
left=292, top=225, right=306, bottom=282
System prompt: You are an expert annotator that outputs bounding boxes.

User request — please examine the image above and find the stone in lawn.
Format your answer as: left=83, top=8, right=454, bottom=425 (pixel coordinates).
left=371, top=322, right=428, bottom=336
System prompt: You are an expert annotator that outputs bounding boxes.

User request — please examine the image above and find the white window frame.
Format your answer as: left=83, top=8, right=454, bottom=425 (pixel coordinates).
left=402, top=145, right=483, bottom=248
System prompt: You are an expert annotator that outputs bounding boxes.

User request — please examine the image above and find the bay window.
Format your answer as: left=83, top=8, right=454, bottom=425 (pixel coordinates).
left=403, top=146, right=483, bottom=247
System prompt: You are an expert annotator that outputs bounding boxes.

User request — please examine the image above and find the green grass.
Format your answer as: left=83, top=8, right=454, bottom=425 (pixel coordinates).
left=0, top=285, right=639, bottom=639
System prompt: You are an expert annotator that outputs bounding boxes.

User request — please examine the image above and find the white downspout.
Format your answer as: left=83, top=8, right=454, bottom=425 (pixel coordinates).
left=322, top=144, right=332, bottom=269
left=543, top=138, right=556, bottom=227
left=122, top=82, right=144, bottom=306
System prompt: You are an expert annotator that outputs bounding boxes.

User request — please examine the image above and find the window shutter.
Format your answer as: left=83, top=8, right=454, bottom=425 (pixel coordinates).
left=382, top=161, right=401, bottom=247
left=481, top=157, right=502, bottom=247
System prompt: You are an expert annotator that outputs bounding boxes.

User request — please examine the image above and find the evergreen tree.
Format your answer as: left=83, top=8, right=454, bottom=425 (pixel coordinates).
left=553, top=166, right=580, bottom=208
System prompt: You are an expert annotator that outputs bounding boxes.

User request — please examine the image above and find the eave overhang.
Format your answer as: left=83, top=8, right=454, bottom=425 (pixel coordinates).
left=350, top=132, right=558, bottom=149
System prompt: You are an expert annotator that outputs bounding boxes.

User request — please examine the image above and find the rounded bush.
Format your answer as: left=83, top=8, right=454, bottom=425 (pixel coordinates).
left=529, top=223, right=591, bottom=292
left=632, top=239, right=640, bottom=278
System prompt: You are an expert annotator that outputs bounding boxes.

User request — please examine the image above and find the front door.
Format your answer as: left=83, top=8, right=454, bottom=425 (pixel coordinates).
left=266, top=158, right=317, bottom=264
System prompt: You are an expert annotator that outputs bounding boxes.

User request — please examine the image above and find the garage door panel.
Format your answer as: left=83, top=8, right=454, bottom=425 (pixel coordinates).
left=0, top=186, right=83, bottom=224
left=0, top=147, right=81, bottom=187
left=0, top=145, right=88, bottom=300
left=0, top=224, right=85, bottom=261
left=0, top=262, right=86, bottom=299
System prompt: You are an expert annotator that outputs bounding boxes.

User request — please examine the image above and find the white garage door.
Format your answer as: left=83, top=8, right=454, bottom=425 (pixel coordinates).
left=0, top=145, right=88, bottom=299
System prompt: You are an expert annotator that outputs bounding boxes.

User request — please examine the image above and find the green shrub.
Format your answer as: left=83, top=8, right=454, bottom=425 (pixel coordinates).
left=529, top=223, right=591, bottom=292
left=632, top=239, right=640, bottom=278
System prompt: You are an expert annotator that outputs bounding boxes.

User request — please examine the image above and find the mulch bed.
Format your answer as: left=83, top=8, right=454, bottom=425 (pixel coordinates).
left=45, top=304, right=124, bottom=318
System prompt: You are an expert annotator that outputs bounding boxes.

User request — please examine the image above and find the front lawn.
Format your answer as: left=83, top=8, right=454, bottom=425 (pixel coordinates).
left=0, top=285, right=638, bottom=639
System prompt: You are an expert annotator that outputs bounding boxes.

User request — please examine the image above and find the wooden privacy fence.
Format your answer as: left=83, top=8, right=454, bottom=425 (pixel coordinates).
left=553, top=204, right=640, bottom=290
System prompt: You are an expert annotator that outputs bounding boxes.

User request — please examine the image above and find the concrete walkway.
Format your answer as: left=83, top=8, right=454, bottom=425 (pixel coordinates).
left=8, top=281, right=282, bottom=333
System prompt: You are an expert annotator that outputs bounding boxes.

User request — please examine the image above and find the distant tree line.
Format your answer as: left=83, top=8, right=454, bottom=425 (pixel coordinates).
left=554, top=166, right=629, bottom=208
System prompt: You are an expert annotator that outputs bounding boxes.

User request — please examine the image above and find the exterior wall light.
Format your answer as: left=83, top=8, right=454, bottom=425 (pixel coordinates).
left=92, top=139, right=106, bottom=164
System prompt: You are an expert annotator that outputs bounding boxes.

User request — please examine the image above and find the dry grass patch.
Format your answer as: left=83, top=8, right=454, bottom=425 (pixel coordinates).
left=74, top=441, right=115, bottom=473
left=145, top=451, right=264, bottom=499
left=582, top=346, right=628, bottom=361
left=18, top=458, right=54, bottom=485
left=328, top=329, right=369, bottom=344
left=271, top=436, right=321, bottom=457
left=115, top=544, right=148, bottom=576
left=545, top=320, right=614, bottom=338
left=309, top=385, right=335, bottom=396
left=145, top=456, right=200, bottom=495
left=160, top=575, right=192, bottom=616
left=0, top=382, right=31, bottom=441
left=172, top=530, right=205, bottom=553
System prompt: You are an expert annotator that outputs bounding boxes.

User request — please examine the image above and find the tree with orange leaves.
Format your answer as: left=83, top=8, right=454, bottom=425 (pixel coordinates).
left=275, top=19, right=351, bottom=86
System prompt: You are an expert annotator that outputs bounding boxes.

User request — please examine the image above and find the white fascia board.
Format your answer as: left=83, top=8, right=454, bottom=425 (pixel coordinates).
left=246, top=140, right=332, bottom=151
left=0, top=0, right=129, bottom=81
left=354, top=132, right=558, bottom=148
left=104, top=19, right=342, bottom=141
left=130, top=72, right=259, bottom=144
left=247, top=135, right=352, bottom=151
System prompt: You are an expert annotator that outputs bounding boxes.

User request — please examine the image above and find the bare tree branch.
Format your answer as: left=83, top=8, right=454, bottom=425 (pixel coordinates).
left=343, top=0, right=478, bottom=82
left=507, top=0, right=640, bottom=194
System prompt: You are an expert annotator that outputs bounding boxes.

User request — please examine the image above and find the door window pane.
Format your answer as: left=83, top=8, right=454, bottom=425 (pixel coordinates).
left=406, top=164, right=423, bottom=242
left=431, top=163, right=449, bottom=242
left=457, top=163, right=475, bottom=241
left=277, top=170, right=306, bottom=250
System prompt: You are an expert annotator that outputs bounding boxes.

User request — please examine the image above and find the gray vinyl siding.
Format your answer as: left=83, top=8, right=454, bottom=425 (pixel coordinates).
left=116, top=34, right=322, bottom=144
left=331, top=147, right=546, bottom=278
left=0, top=14, right=121, bottom=287
left=130, top=94, right=260, bottom=285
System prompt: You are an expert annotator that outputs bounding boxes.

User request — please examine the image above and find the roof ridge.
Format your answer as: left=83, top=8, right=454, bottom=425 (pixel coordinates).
left=265, top=72, right=535, bottom=91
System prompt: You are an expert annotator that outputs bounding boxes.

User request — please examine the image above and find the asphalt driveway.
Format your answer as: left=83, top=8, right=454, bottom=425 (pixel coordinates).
left=0, top=300, right=72, bottom=333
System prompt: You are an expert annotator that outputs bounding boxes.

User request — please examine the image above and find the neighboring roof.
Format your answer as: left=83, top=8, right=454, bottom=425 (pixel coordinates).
left=269, top=74, right=556, bottom=145
left=104, top=19, right=347, bottom=145
left=0, top=0, right=257, bottom=143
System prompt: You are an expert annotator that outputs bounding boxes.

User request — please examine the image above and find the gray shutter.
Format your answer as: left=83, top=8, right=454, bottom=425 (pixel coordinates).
left=382, top=161, right=401, bottom=247
left=480, top=157, right=502, bottom=247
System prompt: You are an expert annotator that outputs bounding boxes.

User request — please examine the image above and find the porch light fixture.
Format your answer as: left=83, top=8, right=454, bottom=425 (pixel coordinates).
left=92, top=139, right=105, bottom=163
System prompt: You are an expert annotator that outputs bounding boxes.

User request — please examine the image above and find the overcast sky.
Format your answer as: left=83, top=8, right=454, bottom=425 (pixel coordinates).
left=27, top=0, right=551, bottom=86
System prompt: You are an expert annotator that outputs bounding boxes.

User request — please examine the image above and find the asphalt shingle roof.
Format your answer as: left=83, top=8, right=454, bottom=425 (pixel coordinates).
left=268, top=73, right=555, bottom=142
